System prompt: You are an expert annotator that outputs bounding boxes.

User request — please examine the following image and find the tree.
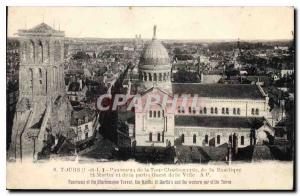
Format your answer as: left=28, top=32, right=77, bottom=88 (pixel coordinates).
left=173, top=69, right=200, bottom=83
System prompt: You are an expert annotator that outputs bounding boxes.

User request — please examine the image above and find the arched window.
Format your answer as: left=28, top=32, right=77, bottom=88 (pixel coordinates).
left=255, top=109, right=259, bottom=115
left=189, top=107, right=192, bottom=114
left=192, top=107, right=196, bottom=114
left=241, top=136, right=244, bottom=145
left=37, top=40, right=43, bottom=63
left=233, top=108, right=236, bottom=115
left=237, top=108, right=240, bottom=115
left=149, top=132, right=152, bottom=142
left=203, top=107, right=207, bottom=114
left=162, top=132, right=164, bottom=142
left=181, top=134, right=185, bottom=143
left=154, top=73, right=157, bottom=81
left=205, top=135, right=208, bottom=144
left=159, top=73, right=162, bottom=81
left=217, top=135, right=220, bottom=144
left=158, top=111, right=161, bottom=118
left=193, top=134, right=197, bottom=144
left=211, top=107, right=214, bottom=114
left=177, top=106, right=181, bottom=113
left=222, top=108, right=225, bottom=114
left=163, top=73, right=166, bottom=81
left=215, top=107, right=218, bottom=114
left=251, top=108, right=255, bottom=115
left=153, top=111, right=156, bottom=118
left=157, top=133, right=161, bottom=142
left=144, top=72, right=147, bottom=81
left=226, top=108, right=229, bottom=114
left=149, top=73, right=152, bottom=81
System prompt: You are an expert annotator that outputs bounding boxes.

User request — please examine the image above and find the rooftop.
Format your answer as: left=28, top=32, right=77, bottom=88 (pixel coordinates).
left=172, top=83, right=266, bottom=99
left=175, top=115, right=265, bottom=128
left=18, top=23, right=65, bottom=37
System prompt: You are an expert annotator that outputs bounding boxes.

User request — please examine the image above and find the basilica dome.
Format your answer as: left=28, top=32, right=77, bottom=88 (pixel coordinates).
left=138, top=25, right=172, bottom=94
left=140, top=39, right=170, bottom=66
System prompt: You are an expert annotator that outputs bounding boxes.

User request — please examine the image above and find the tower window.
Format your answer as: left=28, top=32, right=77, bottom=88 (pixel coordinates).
left=193, top=134, right=197, bottom=144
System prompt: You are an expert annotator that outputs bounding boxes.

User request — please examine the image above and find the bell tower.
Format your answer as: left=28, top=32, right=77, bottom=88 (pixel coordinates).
left=18, top=22, right=65, bottom=102
left=9, top=23, right=71, bottom=161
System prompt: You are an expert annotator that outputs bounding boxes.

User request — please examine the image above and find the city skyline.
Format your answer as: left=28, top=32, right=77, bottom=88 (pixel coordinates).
left=8, top=7, right=294, bottom=40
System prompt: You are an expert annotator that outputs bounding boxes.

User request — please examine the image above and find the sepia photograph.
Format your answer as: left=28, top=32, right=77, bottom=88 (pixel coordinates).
left=5, top=6, right=295, bottom=190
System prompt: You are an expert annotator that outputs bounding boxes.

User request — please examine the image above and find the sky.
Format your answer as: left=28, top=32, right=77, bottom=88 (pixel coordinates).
left=7, top=7, right=294, bottom=40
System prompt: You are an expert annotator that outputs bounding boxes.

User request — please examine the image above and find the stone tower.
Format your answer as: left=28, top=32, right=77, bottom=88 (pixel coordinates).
left=9, top=23, right=72, bottom=161
left=18, top=23, right=65, bottom=101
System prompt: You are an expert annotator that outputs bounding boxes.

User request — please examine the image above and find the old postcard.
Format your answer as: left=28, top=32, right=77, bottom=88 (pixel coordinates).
left=6, top=6, right=295, bottom=190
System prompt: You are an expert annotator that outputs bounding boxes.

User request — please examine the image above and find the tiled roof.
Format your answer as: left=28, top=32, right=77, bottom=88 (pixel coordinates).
left=19, top=23, right=64, bottom=36
left=172, top=83, right=265, bottom=99
left=28, top=23, right=55, bottom=32
left=175, top=116, right=265, bottom=128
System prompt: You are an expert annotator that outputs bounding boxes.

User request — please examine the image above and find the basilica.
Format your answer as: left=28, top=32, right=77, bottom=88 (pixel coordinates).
left=130, top=26, right=274, bottom=150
